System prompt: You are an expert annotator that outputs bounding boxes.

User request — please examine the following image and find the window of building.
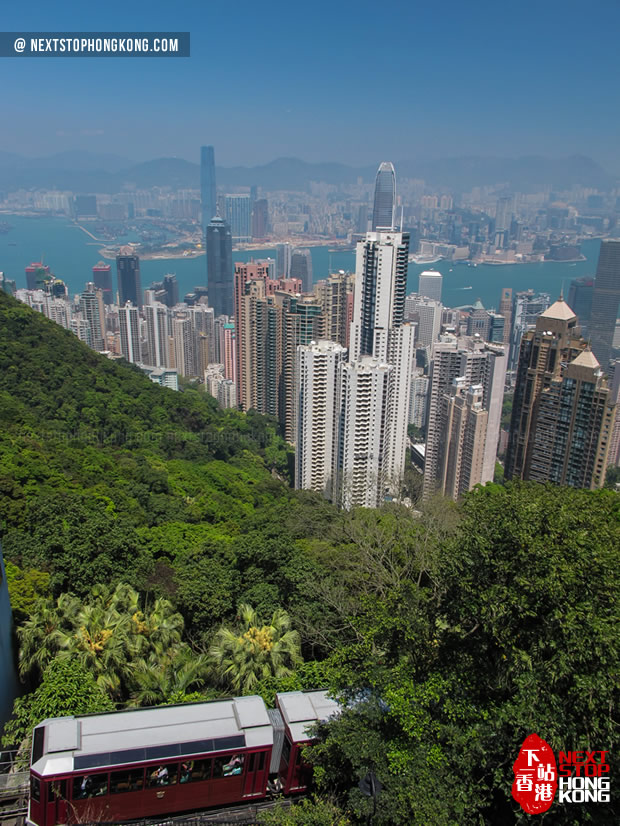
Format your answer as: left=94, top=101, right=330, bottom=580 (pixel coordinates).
left=213, top=754, right=244, bottom=778
left=185, top=759, right=212, bottom=783
left=147, top=763, right=178, bottom=787
left=73, top=773, right=109, bottom=799
left=110, top=768, right=144, bottom=794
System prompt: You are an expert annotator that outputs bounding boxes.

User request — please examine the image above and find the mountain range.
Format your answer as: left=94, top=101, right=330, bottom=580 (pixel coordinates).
left=0, top=151, right=616, bottom=194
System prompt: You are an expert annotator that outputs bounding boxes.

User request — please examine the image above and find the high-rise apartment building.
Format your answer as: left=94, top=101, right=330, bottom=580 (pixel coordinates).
left=409, top=367, right=429, bottom=428
left=25, top=263, right=51, bottom=291
left=119, top=302, right=141, bottom=364
left=79, top=282, right=106, bottom=351
left=276, top=243, right=292, bottom=279
left=116, top=250, right=142, bottom=308
left=371, top=162, right=396, bottom=230
left=498, top=287, right=513, bottom=345
left=251, top=199, right=269, bottom=239
left=339, top=357, right=393, bottom=509
left=418, top=270, right=443, bottom=302
left=295, top=340, right=347, bottom=497
left=314, top=271, right=355, bottom=348
left=607, top=360, right=620, bottom=468
left=567, top=276, right=594, bottom=335
left=350, top=229, right=409, bottom=361
left=424, top=338, right=507, bottom=498
left=206, top=216, right=233, bottom=317
left=290, top=249, right=313, bottom=293
left=404, top=294, right=442, bottom=348
left=589, top=239, right=620, bottom=368
left=510, top=290, right=551, bottom=368
left=437, top=380, right=489, bottom=500
left=505, top=298, right=614, bottom=488
left=92, top=262, right=113, bottom=305
left=144, top=302, right=172, bottom=368
left=200, top=145, right=217, bottom=233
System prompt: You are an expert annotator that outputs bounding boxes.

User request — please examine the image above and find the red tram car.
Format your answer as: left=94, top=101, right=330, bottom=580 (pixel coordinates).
left=27, top=690, right=340, bottom=825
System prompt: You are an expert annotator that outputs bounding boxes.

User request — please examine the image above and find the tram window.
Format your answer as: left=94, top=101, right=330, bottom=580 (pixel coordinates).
left=49, top=780, right=67, bottom=801
left=31, top=776, right=41, bottom=802
left=186, top=759, right=212, bottom=783
left=248, top=753, right=255, bottom=772
left=214, top=754, right=244, bottom=778
left=73, top=773, right=108, bottom=798
left=147, top=763, right=178, bottom=787
left=258, top=751, right=265, bottom=771
left=110, top=768, right=144, bottom=794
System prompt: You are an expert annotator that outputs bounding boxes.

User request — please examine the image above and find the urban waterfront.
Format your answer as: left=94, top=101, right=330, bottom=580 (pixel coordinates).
left=0, top=215, right=601, bottom=309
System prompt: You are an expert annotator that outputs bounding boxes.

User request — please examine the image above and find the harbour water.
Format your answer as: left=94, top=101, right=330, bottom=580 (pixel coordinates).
left=0, top=215, right=601, bottom=310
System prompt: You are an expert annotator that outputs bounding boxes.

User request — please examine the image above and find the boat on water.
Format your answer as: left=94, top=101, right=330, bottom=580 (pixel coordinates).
left=462, top=286, right=473, bottom=290
left=409, top=254, right=443, bottom=264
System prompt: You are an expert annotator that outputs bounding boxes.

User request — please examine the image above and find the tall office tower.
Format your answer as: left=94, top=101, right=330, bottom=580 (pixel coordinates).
left=116, top=249, right=142, bottom=308
left=466, top=299, right=491, bottom=340
left=315, top=271, right=355, bottom=348
left=350, top=229, right=409, bottom=361
left=371, top=162, right=396, bottom=230
left=385, top=323, right=416, bottom=483
left=589, top=239, right=620, bottom=368
left=404, top=295, right=442, bottom=348
left=338, top=356, right=393, bottom=509
left=200, top=145, right=217, bottom=234
left=25, top=262, right=51, bottom=291
left=437, top=380, right=489, bottom=500
left=276, top=243, right=292, bottom=279
left=487, top=312, right=506, bottom=343
left=424, top=338, right=507, bottom=499
left=144, top=302, right=172, bottom=367
left=295, top=340, right=347, bottom=497
left=418, top=270, right=443, bottom=302
left=495, top=195, right=513, bottom=232
left=119, top=302, right=141, bottom=364
left=567, top=276, right=594, bottom=335
left=607, top=361, right=620, bottom=468
left=206, top=216, right=233, bottom=317
left=290, top=249, right=314, bottom=293
left=224, top=194, right=252, bottom=243
left=92, top=262, right=113, bottom=305
left=409, top=367, right=429, bottom=428
left=505, top=298, right=613, bottom=489
left=161, top=274, right=179, bottom=308
left=498, top=287, right=513, bottom=345
left=510, top=290, right=551, bottom=368
left=251, top=199, right=269, bottom=238
left=79, top=282, right=106, bottom=351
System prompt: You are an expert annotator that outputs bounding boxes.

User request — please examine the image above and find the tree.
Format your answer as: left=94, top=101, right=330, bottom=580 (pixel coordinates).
left=210, top=604, right=302, bottom=694
left=2, top=660, right=114, bottom=767
left=258, top=797, right=350, bottom=825
left=3, top=561, right=50, bottom=622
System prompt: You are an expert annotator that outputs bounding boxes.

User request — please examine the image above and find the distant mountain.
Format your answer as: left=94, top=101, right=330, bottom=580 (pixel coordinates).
left=0, top=152, right=616, bottom=194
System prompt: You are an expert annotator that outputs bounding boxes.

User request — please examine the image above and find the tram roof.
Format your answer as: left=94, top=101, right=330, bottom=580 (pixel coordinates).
left=276, top=690, right=340, bottom=743
left=31, top=696, right=273, bottom=777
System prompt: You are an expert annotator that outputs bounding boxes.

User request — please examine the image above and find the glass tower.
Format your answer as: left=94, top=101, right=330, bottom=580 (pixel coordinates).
left=200, top=146, right=217, bottom=234
left=371, top=161, right=396, bottom=230
left=207, top=216, right=233, bottom=317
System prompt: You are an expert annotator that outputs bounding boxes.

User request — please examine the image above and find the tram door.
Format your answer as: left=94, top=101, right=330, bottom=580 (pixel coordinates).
left=243, top=750, right=268, bottom=797
left=45, top=779, right=68, bottom=825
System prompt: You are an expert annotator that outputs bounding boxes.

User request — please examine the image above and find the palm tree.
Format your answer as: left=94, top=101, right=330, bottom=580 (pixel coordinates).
left=128, top=646, right=210, bottom=706
left=210, top=604, right=302, bottom=694
left=18, top=593, right=81, bottom=682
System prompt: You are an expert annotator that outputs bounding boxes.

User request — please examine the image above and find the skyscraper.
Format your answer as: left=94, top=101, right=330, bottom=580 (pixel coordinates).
left=295, top=340, right=347, bottom=497
left=119, top=303, right=141, bottom=364
left=79, top=282, right=106, bottom=351
left=290, top=249, right=313, bottom=293
left=223, top=194, right=252, bottom=243
left=315, top=271, right=355, bottom=348
left=589, top=239, right=620, bottom=368
left=200, top=146, right=217, bottom=233
left=350, top=229, right=409, bottom=361
left=206, top=216, right=233, bottom=317
left=371, top=162, right=396, bottom=230
left=424, top=338, right=507, bottom=499
left=567, top=276, right=594, bottom=334
left=418, top=270, right=443, bottom=303
left=276, top=243, right=292, bottom=279
left=251, top=199, right=269, bottom=238
left=437, top=380, right=489, bottom=500
left=505, top=297, right=614, bottom=489
left=92, top=262, right=113, bottom=305
left=498, top=287, right=513, bottom=346
left=116, top=250, right=142, bottom=308
left=144, top=302, right=172, bottom=368
left=404, top=295, right=442, bottom=348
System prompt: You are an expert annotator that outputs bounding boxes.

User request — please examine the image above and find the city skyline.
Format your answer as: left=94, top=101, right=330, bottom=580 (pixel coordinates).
left=1, top=0, right=619, bottom=171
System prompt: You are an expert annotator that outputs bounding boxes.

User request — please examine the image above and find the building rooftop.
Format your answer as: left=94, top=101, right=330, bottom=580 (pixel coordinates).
left=570, top=349, right=601, bottom=370
left=539, top=298, right=577, bottom=322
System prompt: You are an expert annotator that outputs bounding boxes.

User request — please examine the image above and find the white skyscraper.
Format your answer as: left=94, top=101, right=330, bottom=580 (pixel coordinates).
left=295, top=340, right=347, bottom=497
left=144, top=301, right=172, bottom=367
left=418, top=270, right=443, bottom=303
left=409, top=367, right=429, bottom=428
left=119, top=302, right=141, bottom=364
left=338, top=356, right=393, bottom=509
left=404, top=294, right=443, bottom=348
left=423, top=338, right=507, bottom=499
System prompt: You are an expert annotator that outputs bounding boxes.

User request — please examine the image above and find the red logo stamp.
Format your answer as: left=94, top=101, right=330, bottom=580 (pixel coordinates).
left=512, top=733, right=558, bottom=814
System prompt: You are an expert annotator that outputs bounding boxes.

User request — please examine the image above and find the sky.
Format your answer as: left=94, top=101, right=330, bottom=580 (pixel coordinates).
left=1, top=0, right=619, bottom=170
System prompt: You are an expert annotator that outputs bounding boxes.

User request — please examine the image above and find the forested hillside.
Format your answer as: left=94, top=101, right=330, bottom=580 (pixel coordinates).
left=1, top=291, right=618, bottom=824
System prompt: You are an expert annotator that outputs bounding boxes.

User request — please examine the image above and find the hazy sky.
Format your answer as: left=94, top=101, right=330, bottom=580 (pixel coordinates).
left=2, top=0, right=619, bottom=170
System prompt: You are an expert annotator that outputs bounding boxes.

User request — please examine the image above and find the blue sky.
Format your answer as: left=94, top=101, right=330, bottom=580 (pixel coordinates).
left=1, top=0, right=619, bottom=170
